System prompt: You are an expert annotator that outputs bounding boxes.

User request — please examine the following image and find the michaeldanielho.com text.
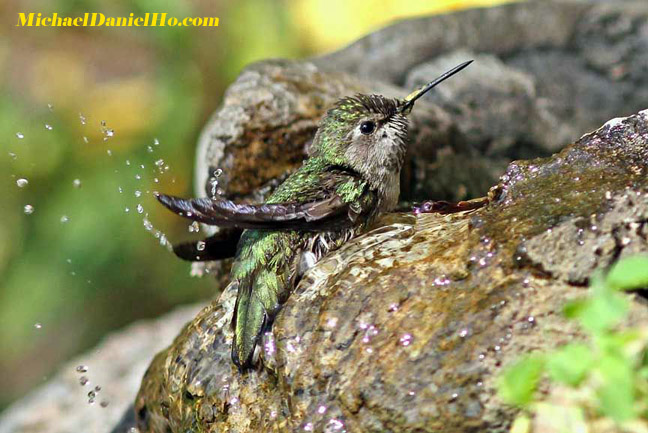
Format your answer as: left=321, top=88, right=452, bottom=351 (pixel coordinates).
left=17, top=12, right=219, bottom=27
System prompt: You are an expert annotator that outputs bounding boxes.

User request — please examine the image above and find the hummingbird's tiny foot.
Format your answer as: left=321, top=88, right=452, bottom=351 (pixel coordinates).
left=412, top=197, right=489, bottom=215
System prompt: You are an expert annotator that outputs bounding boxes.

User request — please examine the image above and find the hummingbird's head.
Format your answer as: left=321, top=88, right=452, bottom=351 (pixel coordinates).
left=310, top=61, right=472, bottom=197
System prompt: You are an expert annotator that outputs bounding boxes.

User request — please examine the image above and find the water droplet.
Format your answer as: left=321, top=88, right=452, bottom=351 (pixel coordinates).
left=134, top=190, right=142, bottom=198
left=328, top=419, right=345, bottom=431
left=45, top=124, right=53, bottom=130
left=16, top=178, right=28, bottom=188
left=399, top=334, right=413, bottom=346
left=317, top=405, right=327, bottom=414
left=459, top=328, right=469, bottom=338
left=146, top=146, right=153, bottom=153
left=94, top=385, right=101, bottom=392
left=125, top=159, right=131, bottom=166
left=196, top=240, right=206, bottom=251
left=188, top=221, right=200, bottom=233
left=16, top=132, right=24, bottom=139
left=83, top=136, right=89, bottom=144
left=303, top=423, right=314, bottom=432
left=135, top=174, right=141, bottom=180
left=124, top=207, right=130, bottom=213
left=88, top=390, right=96, bottom=400
left=143, top=218, right=153, bottom=231
left=100, top=400, right=109, bottom=408
left=155, top=159, right=164, bottom=167
left=23, top=204, right=34, bottom=215
left=118, top=187, right=123, bottom=194
left=153, top=177, right=159, bottom=183
left=208, top=178, right=219, bottom=198
left=136, top=204, right=144, bottom=214
left=128, top=428, right=140, bottom=433
left=60, top=215, right=69, bottom=223
left=153, top=138, right=160, bottom=146
left=76, top=365, right=88, bottom=373
left=79, top=113, right=86, bottom=125
left=34, top=322, right=42, bottom=329
left=8, top=152, right=17, bottom=160
left=79, top=376, right=89, bottom=386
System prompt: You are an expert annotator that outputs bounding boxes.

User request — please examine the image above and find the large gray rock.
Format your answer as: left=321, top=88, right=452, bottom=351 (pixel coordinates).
left=133, top=109, right=648, bottom=433
left=2, top=1, right=648, bottom=432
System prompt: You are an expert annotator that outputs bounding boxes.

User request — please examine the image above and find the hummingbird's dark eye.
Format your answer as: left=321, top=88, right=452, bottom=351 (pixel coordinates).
left=360, top=121, right=376, bottom=135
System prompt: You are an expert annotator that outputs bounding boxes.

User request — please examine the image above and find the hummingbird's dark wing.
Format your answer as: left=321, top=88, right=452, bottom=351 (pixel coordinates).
left=155, top=192, right=360, bottom=231
left=172, top=228, right=242, bottom=261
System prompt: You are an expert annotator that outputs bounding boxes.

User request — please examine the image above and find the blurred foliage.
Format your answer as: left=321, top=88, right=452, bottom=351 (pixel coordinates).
left=0, top=0, right=515, bottom=411
left=498, top=255, right=648, bottom=433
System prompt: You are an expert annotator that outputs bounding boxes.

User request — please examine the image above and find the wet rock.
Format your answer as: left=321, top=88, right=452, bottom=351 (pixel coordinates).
left=134, top=110, right=648, bottom=433
left=196, top=1, right=648, bottom=211
left=3, top=2, right=648, bottom=432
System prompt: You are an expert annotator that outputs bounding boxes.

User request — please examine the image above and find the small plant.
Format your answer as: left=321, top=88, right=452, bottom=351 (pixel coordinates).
left=498, top=255, right=648, bottom=433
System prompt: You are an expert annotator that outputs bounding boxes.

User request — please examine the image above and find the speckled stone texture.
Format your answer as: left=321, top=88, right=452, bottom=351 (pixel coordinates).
left=133, top=111, right=648, bottom=432
left=2, top=1, right=648, bottom=432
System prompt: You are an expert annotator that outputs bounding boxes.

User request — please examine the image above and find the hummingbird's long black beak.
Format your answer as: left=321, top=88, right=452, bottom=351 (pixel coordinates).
left=398, top=60, right=473, bottom=114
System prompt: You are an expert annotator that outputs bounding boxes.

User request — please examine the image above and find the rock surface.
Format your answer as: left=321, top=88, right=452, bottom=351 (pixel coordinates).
left=132, top=110, right=648, bottom=433
left=2, top=1, right=648, bottom=432
left=198, top=0, right=648, bottom=205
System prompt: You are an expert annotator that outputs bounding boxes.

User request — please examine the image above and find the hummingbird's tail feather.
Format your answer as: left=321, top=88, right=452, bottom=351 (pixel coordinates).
left=231, top=270, right=283, bottom=370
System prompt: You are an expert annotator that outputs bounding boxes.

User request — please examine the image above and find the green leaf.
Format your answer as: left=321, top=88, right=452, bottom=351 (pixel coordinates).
left=563, top=299, right=587, bottom=320
left=577, top=291, right=628, bottom=334
left=606, top=255, right=648, bottom=291
left=546, top=344, right=593, bottom=386
left=498, top=356, right=545, bottom=407
left=596, top=330, right=641, bottom=357
left=597, top=354, right=635, bottom=422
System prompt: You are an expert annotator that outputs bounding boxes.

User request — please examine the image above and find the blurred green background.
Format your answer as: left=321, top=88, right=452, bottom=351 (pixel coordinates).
left=0, top=0, right=513, bottom=410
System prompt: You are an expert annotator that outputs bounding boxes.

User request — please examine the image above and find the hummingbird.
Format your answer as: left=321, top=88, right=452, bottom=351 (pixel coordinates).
left=156, top=60, right=472, bottom=370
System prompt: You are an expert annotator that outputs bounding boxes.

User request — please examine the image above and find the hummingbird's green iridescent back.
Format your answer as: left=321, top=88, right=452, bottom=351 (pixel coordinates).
left=230, top=156, right=375, bottom=367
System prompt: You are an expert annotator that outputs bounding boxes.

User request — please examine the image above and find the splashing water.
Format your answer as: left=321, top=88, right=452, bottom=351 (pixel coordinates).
left=208, top=168, right=223, bottom=198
